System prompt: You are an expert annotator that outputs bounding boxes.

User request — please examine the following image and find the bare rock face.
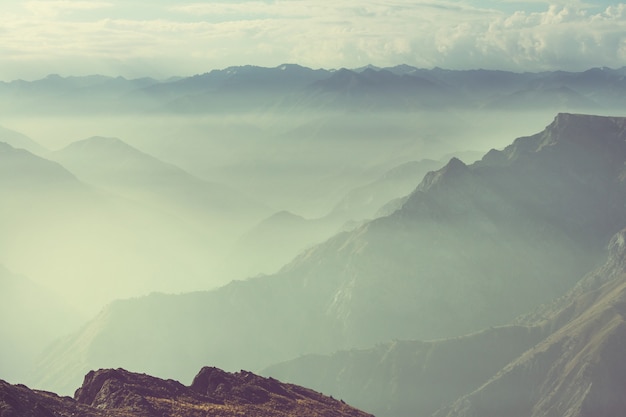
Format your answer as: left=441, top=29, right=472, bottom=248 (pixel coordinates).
left=0, top=379, right=100, bottom=417
left=190, top=366, right=363, bottom=414
left=1, top=366, right=372, bottom=417
left=74, top=368, right=197, bottom=415
left=74, top=367, right=372, bottom=417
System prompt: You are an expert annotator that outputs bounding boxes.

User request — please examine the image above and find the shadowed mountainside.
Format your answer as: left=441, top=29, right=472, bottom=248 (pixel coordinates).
left=32, top=114, right=626, bottom=400
left=264, top=325, right=546, bottom=417
left=432, top=227, right=626, bottom=417
left=264, top=225, right=626, bottom=417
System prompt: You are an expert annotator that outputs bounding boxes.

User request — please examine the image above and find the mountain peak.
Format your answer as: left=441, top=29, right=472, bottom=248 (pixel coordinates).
left=59, top=136, right=135, bottom=155
left=543, top=113, right=626, bottom=148
left=417, top=156, right=469, bottom=192
left=443, top=156, right=467, bottom=171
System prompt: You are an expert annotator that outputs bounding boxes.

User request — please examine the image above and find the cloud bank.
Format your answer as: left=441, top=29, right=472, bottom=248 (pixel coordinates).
left=0, top=1, right=624, bottom=79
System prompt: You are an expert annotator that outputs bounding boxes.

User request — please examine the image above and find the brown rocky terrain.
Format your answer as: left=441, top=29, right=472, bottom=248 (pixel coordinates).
left=0, top=367, right=371, bottom=417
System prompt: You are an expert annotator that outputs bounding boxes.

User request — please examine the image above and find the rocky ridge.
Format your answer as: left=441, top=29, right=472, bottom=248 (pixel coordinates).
left=0, top=367, right=371, bottom=417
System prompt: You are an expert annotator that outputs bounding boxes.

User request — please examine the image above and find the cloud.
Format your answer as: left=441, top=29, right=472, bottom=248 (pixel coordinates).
left=0, top=1, right=625, bottom=80
left=23, top=1, right=113, bottom=18
left=470, top=4, right=626, bottom=69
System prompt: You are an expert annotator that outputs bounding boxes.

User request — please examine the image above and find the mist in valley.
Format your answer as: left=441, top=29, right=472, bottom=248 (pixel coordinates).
left=3, top=63, right=626, bottom=417
left=0, top=106, right=560, bottom=311
left=3, top=0, right=626, bottom=415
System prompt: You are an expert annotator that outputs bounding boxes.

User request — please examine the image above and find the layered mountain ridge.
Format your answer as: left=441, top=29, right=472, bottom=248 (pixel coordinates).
left=265, top=227, right=626, bottom=417
left=261, top=114, right=626, bottom=416
left=32, top=113, right=626, bottom=405
left=434, top=226, right=626, bottom=417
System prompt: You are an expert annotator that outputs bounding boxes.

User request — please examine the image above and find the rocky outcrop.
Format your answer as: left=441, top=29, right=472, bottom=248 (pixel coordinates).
left=1, top=367, right=372, bottom=417
left=0, top=379, right=99, bottom=417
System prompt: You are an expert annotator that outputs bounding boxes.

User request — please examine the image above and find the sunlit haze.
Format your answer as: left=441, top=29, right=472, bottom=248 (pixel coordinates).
left=3, top=2, right=626, bottom=417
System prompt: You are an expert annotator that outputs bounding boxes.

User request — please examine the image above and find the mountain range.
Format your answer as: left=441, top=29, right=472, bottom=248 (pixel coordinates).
left=29, top=113, right=626, bottom=417
left=2, top=65, right=626, bottom=115
left=5, top=63, right=626, bottom=417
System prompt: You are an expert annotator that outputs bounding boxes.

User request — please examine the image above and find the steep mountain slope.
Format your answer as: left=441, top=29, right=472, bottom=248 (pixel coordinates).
left=264, top=228, right=626, bottom=417
left=227, top=156, right=447, bottom=278
left=263, top=325, right=546, bottom=417
left=0, top=367, right=371, bottom=417
left=433, top=227, right=626, bottom=417
left=330, top=158, right=445, bottom=221
left=34, top=113, right=626, bottom=396
left=0, top=141, right=79, bottom=190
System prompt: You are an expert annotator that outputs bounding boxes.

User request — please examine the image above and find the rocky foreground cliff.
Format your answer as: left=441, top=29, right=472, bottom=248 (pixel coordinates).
left=0, top=367, right=371, bottom=417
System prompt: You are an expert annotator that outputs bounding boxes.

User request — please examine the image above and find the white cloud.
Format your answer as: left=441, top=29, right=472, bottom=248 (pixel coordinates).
left=24, top=1, right=113, bottom=18
left=0, top=1, right=625, bottom=79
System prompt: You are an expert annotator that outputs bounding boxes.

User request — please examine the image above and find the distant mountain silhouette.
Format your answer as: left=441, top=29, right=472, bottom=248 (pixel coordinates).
left=0, top=126, right=47, bottom=156
left=0, top=74, right=159, bottom=114
left=0, top=139, right=264, bottom=322
left=0, top=141, right=80, bottom=190
left=52, top=136, right=270, bottom=235
left=224, top=210, right=337, bottom=277
left=286, top=68, right=454, bottom=110
left=2, top=65, right=626, bottom=114
left=483, top=85, right=599, bottom=111
left=0, top=367, right=372, bottom=417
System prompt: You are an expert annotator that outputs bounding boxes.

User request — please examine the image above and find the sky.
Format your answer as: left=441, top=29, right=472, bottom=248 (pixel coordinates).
left=0, top=0, right=625, bottom=80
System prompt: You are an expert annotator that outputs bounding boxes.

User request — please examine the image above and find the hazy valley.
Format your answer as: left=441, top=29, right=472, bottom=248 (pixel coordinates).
left=3, top=64, right=626, bottom=417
